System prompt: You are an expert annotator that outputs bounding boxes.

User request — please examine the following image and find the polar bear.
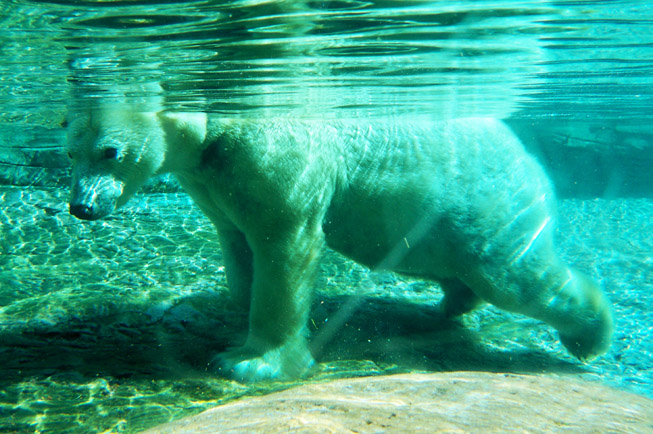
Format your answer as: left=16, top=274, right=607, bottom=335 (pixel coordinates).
left=66, top=97, right=614, bottom=382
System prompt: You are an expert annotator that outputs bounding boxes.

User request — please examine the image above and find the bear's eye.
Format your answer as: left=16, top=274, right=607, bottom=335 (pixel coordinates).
left=103, top=147, right=121, bottom=160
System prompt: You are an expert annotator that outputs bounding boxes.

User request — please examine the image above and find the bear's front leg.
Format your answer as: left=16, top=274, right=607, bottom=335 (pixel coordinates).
left=213, top=224, right=323, bottom=382
left=216, top=227, right=254, bottom=310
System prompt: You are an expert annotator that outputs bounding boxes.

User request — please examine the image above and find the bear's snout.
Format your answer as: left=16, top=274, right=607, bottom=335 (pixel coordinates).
left=68, top=171, right=124, bottom=221
left=69, top=202, right=101, bottom=221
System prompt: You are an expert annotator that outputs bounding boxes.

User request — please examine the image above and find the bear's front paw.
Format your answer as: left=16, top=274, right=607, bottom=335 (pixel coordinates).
left=212, top=339, right=315, bottom=382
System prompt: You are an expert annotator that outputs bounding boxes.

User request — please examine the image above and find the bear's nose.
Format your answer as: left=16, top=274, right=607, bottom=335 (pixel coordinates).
left=69, top=203, right=97, bottom=220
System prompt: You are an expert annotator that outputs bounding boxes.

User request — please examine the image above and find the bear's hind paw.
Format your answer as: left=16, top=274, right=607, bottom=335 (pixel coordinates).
left=559, top=321, right=613, bottom=362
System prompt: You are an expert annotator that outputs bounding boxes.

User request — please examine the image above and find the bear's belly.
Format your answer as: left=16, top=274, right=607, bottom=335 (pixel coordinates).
left=322, top=197, right=457, bottom=279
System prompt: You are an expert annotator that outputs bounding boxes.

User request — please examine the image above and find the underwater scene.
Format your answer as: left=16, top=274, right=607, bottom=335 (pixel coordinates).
left=1, top=1, right=652, bottom=433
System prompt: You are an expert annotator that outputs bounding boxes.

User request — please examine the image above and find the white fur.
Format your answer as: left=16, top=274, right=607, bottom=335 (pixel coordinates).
left=67, top=108, right=614, bottom=381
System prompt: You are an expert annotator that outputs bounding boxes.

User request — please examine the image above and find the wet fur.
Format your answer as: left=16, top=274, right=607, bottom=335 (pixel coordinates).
left=67, top=103, right=614, bottom=381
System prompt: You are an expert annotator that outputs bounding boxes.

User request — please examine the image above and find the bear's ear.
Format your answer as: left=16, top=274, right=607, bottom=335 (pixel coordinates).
left=158, top=112, right=208, bottom=149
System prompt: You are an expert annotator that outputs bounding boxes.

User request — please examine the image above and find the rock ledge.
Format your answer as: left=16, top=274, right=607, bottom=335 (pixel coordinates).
left=142, top=372, right=653, bottom=433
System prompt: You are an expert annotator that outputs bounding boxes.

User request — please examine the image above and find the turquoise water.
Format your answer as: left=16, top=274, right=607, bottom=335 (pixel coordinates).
left=1, top=1, right=652, bottom=433
left=2, top=0, right=652, bottom=122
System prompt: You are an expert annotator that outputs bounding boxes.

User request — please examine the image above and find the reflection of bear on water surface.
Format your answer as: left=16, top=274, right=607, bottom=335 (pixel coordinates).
left=66, top=99, right=614, bottom=382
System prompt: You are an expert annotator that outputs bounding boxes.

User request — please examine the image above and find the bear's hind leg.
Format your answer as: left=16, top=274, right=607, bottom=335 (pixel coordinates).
left=543, top=266, right=614, bottom=360
left=463, top=250, right=614, bottom=361
left=451, top=170, right=614, bottom=360
left=217, top=228, right=254, bottom=310
left=439, top=278, right=483, bottom=318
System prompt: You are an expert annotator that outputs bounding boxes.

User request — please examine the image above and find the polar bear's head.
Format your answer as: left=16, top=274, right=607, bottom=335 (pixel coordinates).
left=66, top=105, right=166, bottom=220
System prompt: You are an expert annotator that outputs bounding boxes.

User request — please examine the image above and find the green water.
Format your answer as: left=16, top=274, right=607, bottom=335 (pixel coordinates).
left=1, top=1, right=652, bottom=433
left=1, top=188, right=651, bottom=432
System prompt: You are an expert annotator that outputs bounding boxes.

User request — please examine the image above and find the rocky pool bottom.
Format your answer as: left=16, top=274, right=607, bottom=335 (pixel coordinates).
left=143, top=372, right=652, bottom=434
left=0, top=187, right=651, bottom=433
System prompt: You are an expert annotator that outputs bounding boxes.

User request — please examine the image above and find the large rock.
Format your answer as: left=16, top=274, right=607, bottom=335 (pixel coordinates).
left=142, top=372, right=652, bottom=433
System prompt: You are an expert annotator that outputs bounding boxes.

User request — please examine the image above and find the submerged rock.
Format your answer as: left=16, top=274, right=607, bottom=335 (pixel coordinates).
left=142, top=372, right=653, bottom=434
